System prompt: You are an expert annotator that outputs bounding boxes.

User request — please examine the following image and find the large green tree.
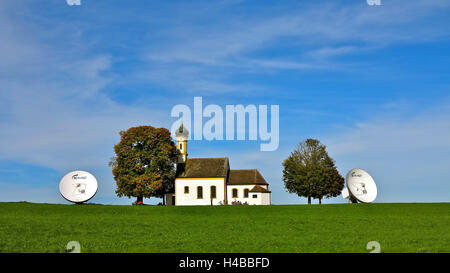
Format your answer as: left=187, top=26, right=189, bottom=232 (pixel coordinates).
left=282, top=139, right=344, bottom=204
left=109, top=126, right=178, bottom=204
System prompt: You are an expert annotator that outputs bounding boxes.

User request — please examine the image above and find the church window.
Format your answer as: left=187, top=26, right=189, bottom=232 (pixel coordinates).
left=197, top=186, right=203, bottom=199
left=232, top=188, right=238, bottom=198
left=244, top=189, right=249, bottom=198
left=252, top=194, right=257, bottom=198
left=184, top=186, right=189, bottom=194
left=211, top=186, right=216, bottom=199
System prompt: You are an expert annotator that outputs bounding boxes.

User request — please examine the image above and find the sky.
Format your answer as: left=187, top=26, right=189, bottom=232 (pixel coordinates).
left=0, top=0, right=449, bottom=205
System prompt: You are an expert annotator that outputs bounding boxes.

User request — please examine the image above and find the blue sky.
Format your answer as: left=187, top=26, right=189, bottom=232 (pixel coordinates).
left=0, top=0, right=449, bottom=205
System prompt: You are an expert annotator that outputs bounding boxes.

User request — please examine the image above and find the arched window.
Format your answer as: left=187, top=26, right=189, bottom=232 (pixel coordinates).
left=184, top=186, right=189, bottom=194
left=197, top=186, right=203, bottom=199
left=244, top=189, right=249, bottom=198
left=180, top=143, right=183, bottom=150
left=232, top=188, right=238, bottom=198
left=210, top=186, right=216, bottom=199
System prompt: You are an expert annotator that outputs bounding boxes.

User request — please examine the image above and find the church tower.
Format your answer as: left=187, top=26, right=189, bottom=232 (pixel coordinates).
left=175, top=124, right=189, bottom=164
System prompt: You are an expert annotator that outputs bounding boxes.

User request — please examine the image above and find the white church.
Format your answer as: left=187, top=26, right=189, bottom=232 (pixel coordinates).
left=165, top=125, right=271, bottom=206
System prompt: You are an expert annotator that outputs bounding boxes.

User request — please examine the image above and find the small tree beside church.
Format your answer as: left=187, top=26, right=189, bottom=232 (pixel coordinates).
left=282, top=139, right=344, bottom=204
left=109, top=126, right=178, bottom=204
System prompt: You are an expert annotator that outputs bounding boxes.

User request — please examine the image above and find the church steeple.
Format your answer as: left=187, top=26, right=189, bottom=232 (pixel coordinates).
left=175, top=123, right=189, bottom=164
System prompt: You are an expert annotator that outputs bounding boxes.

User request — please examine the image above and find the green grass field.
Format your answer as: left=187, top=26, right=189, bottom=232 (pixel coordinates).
left=0, top=202, right=448, bottom=253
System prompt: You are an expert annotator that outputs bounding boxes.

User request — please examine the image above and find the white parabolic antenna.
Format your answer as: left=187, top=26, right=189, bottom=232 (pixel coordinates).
left=59, top=171, right=98, bottom=203
left=344, top=168, right=377, bottom=203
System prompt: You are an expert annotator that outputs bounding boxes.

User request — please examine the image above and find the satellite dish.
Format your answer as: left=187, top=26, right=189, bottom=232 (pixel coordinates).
left=59, top=171, right=98, bottom=204
left=342, top=168, right=377, bottom=203
left=341, top=187, right=350, bottom=199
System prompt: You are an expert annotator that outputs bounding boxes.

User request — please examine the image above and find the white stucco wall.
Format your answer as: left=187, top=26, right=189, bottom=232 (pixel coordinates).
left=227, top=185, right=253, bottom=204
left=175, top=178, right=226, bottom=205
left=260, top=192, right=271, bottom=205
left=226, top=185, right=270, bottom=205
left=248, top=192, right=261, bottom=205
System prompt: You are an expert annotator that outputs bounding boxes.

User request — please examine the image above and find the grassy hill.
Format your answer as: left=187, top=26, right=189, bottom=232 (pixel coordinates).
left=0, top=202, right=448, bottom=253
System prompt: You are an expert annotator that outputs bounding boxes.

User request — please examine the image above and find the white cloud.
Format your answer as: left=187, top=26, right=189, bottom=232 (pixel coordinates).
left=323, top=101, right=450, bottom=202
left=0, top=2, right=168, bottom=172
left=0, top=1, right=449, bottom=204
left=139, top=0, right=450, bottom=93
left=305, top=46, right=364, bottom=59
left=326, top=102, right=450, bottom=155
left=0, top=2, right=173, bottom=203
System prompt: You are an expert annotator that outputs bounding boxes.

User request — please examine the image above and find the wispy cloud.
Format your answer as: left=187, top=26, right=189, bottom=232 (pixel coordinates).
left=0, top=0, right=449, bottom=204
left=0, top=2, right=168, bottom=170
left=323, top=100, right=450, bottom=202
left=138, top=0, right=450, bottom=93
left=326, top=101, right=450, bottom=155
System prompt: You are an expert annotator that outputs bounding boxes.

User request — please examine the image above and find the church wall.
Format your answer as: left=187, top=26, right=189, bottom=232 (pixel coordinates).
left=261, top=192, right=271, bottom=205
left=227, top=185, right=253, bottom=205
left=175, top=178, right=226, bottom=205
left=226, top=185, right=271, bottom=205
left=248, top=192, right=261, bottom=205
left=226, top=185, right=257, bottom=205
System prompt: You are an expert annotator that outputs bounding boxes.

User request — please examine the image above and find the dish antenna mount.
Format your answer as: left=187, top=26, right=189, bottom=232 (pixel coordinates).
left=342, top=168, right=377, bottom=203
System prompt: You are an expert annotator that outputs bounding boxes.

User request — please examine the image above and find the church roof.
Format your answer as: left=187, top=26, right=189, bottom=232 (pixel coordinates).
left=175, top=123, right=189, bottom=138
left=176, top=157, right=229, bottom=178
left=249, top=185, right=271, bottom=193
left=228, top=169, right=268, bottom=186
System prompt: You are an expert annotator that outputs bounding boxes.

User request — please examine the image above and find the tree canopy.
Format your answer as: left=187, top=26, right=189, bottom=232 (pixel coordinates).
left=109, top=126, right=178, bottom=204
left=282, top=139, right=344, bottom=204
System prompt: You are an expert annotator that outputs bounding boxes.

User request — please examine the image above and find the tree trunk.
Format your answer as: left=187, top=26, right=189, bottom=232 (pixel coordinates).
left=162, top=194, right=166, bottom=205
left=307, top=196, right=311, bottom=205
left=137, top=196, right=143, bottom=203
left=319, top=198, right=322, bottom=205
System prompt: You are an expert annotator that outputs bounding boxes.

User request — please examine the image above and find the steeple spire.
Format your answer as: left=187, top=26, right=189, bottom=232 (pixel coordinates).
left=175, top=123, right=188, bottom=163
